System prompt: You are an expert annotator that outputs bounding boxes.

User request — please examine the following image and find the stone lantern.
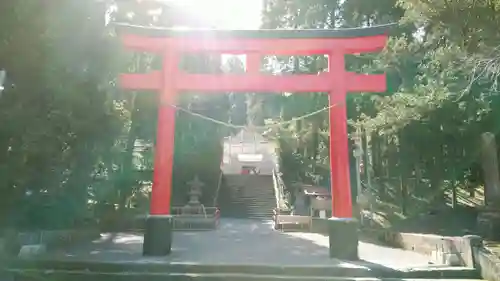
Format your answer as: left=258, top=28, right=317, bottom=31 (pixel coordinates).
left=187, top=175, right=203, bottom=206
left=181, top=175, right=205, bottom=215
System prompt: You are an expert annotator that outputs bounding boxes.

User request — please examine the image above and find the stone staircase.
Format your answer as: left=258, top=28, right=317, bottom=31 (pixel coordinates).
left=219, top=174, right=276, bottom=219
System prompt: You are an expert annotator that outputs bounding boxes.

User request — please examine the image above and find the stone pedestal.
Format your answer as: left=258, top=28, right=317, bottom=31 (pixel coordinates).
left=328, top=217, right=359, bottom=260
left=143, top=215, right=173, bottom=256
left=463, top=235, right=483, bottom=268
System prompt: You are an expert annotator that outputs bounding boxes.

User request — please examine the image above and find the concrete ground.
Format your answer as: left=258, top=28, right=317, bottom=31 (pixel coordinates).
left=41, top=218, right=436, bottom=270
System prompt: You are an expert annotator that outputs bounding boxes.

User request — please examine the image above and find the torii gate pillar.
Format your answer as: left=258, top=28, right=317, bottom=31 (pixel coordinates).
left=116, top=23, right=392, bottom=260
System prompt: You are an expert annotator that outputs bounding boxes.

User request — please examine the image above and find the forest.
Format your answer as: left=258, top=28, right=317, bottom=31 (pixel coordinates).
left=0, top=0, right=499, bottom=231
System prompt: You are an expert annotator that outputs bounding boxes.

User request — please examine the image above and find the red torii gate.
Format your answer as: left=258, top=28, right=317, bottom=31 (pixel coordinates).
left=116, top=23, right=392, bottom=259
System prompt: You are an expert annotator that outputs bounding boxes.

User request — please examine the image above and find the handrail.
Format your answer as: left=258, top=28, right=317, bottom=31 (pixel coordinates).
left=272, top=167, right=288, bottom=210
left=212, top=171, right=223, bottom=207
left=272, top=169, right=280, bottom=208
left=200, top=204, right=207, bottom=218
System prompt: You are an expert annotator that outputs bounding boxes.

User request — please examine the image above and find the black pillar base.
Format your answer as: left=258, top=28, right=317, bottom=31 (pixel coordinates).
left=143, top=215, right=173, bottom=256
left=328, top=217, right=359, bottom=260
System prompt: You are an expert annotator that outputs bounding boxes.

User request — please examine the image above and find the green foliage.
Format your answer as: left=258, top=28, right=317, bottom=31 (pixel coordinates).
left=4, top=0, right=500, bottom=229
left=0, top=0, right=235, bottom=229
left=262, top=0, right=500, bottom=212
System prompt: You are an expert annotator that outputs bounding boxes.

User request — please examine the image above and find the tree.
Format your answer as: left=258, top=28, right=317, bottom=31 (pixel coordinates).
left=0, top=0, right=238, bottom=228
left=262, top=0, right=500, bottom=214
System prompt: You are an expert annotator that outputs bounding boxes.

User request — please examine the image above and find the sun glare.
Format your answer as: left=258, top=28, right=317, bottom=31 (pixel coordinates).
left=165, top=0, right=263, bottom=29
left=159, top=0, right=263, bottom=65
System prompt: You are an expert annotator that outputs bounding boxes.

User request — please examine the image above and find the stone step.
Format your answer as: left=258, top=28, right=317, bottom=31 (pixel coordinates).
left=230, top=203, right=275, bottom=207
left=226, top=210, right=274, bottom=215
left=230, top=204, right=275, bottom=208
left=230, top=196, right=275, bottom=199
left=226, top=210, right=273, bottom=213
left=221, top=208, right=273, bottom=212
left=222, top=202, right=274, bottom=206
left=229, top=197, right=273, bottom=199
left=220, top=207, right=269, bottom=210
left=234, top=189, right=274, bottom=191
left=232, top=189, right=274, bottom=192
left=230, top=199, right=275, bottom=202
left=229, top=207, right=274, bottom=210
left=228, top=210, right=273, bottom=213
left=221, top=203, right=271, bottom=206
left=241, top=209, right=274, bottom=213
left=220, top=177, right=276, bottom=219
left=230, top=203, right=274, bottom=206
left=230, top=195, right=274, bottom=198
left=232, top=209, right=274, bottom=213
left=230, top=196, right=273, bottom=198
left=242, top=202, right=275, bottom=204
left=222, top=208, right=273, bottom=213
left=220, top=205, right=273, bottom=210
left=231, top=189, right=274, bottom=192
left=11, top=271, right=484, bottom=281
left=223, top=207, right=273, bottom=210
left=221, top=215, right=273, bottom=220
left=229, top=198, right=274, bottom=201
left=237, top=200, right=274, bottom=203
left=221, top=203, right=269, bottom=206
left=7, top=260, right=480, bottom=280
left=240, top=196, right=274, bottom=198
left=221, top=215, right=271, bottom=220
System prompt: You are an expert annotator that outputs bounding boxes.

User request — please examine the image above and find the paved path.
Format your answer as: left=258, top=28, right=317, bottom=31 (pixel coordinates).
left=42, top=219, right=435, bottom=270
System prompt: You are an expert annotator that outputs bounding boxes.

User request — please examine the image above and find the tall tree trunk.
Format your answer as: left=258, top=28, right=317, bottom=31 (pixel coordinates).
left=118, top=93, right=140, bottom=212
left=311, top=118, right=320, bottom=172
left=398, top=133, right=408, bottom=215
left=429, top=142, right=445, bottom=205
left=480, top=132, right=500, bottom=207
left=372, top=133, right=382, bottom=178
left=361, top=127, right=370, bottom=187
left=64, top=141, right=96, bottom=225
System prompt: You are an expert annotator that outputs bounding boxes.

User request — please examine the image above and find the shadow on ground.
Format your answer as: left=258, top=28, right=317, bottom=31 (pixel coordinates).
left=39, top=219, right=432, bottom=271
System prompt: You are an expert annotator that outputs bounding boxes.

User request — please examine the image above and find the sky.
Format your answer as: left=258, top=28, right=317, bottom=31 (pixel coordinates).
left=165, top=0, right=263, bottom=29
left=161, top=0, right=264, bottom=64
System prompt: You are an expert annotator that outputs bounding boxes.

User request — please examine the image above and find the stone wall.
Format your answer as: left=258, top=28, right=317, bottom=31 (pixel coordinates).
left=303, top=218, right=500, bottom=280
left=1, top=229, right=100, bottom=257
left=308, top=218, right=480, bottom=268
left=373, top=230, right=479, bottom=267
left=474, top=246, right=500, bottom=281
left=365, top=227, right=500, bottom=281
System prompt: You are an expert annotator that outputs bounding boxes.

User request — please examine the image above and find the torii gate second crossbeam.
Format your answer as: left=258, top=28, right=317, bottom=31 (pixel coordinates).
left=116, top=23, right=393, bottom=260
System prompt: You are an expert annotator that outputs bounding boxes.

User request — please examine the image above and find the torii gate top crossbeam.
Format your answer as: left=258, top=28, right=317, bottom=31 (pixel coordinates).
left=114, top=23, right=395, bottom=55
left=116, top=23, right=393, bottom=93
left=115, top=23, right=394, bottom=39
